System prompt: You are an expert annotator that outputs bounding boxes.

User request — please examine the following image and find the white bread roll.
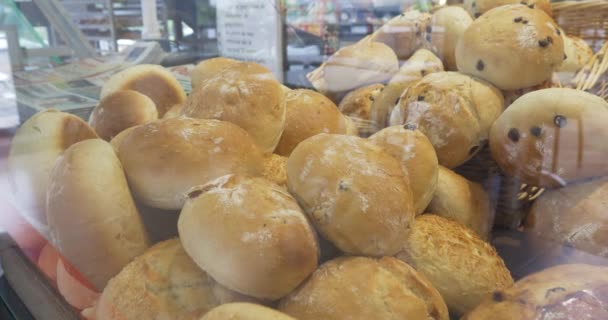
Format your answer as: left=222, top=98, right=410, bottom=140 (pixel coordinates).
left=7, top=110, right=98, bottom=237
left=101, top=64, right=186, bottom=117
left=118, top=117, right=264, bottom=210
left=429, top=6, right=473, bottom=71
left=464, top=0, right=552, bottom=18
left=46, top=139, right=150, bottom=290
left=178, top=175, right=319, bottom=300
left=202, top=303, right=296, bottom=320
left=370, top=10, right=432, bottom=61
left=190, top=57, right=239, bottom=89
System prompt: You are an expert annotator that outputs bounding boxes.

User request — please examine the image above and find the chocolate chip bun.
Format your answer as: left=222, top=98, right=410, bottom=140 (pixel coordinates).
left=190, top=57, right=239, bottom=89
left=456, top=5, right=564, bottom=90
left=279, top=256, right=449, bottom=320
left=489, top=88, right=608, bottom=188
left=338, top=84, right=385, bottom=122
left=463, top=264, right=608, bottom=320
left=369, top=125, right=438, bottom=215
left=202, top=303, right=296, bottom=320
left=428, top=6, right=473, bottom=71
left=559, top=35, right=594, bottom=73
left=370, top=10, right=432, bottom=61
left=389, top=71, right=504, bottom=168
left=464, top=0, right=552, bottom=18
left=287, top=134, right=414, bottom=256
left=397, top=215, right=513, bottom=316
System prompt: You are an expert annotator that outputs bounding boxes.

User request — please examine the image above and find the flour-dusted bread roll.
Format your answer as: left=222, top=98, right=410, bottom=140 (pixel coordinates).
left=490, top=88, right=608, bottom=188
left=275, top=89, right=349, bottom=156
left=397, top=214, right=513, bottom=316
left=525, top=177, right=608, bottom=257
left=390, top=72, right=504, bottom=168
left=456, top=5, right=564, bottom=90
left=428, top=166, right=493, bottom=239
left=279, top=256, right=449, bottom=320
left=178, top=175, right=319, bottom=300
left=370, top=10, right=432, bottom=61
left=202, top=303, right=296, bottom=320
left=46, top=139, right=149, bottom=290
left=119, top=117, right=264, bottom=210
left=338, top=84, right=385, bottom=122
left=464, top=0, right=552, bottom=18
left=183, top=62, right=286, bottom=154
left=559, top=35, right=594, bottom=73
left=88, top=90, right=158, bottom=141
left=262, top=154, right=288, bottom=188
left=8, top=110, right=98, bottom=238
left=162, top=103, right=183, bottom=119
left=83, top=239, right=255, bottom=320
left=369, top=125, right=438, bottom=215
left=287, top=134, right=414, bottom=256
left=371, top=49, right=444, bottom=131
left=101, top=64, right=186, bottom=117
left=190, top=57, right=239, bottom=89
left=429, top=6, right=473, bottom=71
left=463, top=264, right=608, bottom=320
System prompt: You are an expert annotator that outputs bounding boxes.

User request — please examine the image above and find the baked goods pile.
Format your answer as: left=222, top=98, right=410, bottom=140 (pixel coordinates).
left=6, top=2, right=608, bottom=320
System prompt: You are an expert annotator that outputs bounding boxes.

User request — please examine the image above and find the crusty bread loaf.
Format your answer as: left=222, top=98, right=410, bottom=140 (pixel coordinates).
left=7, top=110, right=98, bottom=238
left=456, top=5, right=564, bottom=90
left=463, top=264, right=608, bottom=320
left=46, top=139, right=150, bottom=290
left=202, top=303, right=296, bottom=320
left=183, top=62, right=286, bottom=154
left=559, top=34, right=594, bottom=73
left=275, top=89, right=348, bottom=156
left=338, top=84, right=385, bottom=122
left=118, top=117, right=264, bottom=210
left=190, top=57, right=239, bottom=89
left=178, top=175, right=319, bottom=300
left=287, top=134, right=414, bottom=256
left=464, top=0, right=552, bottom=18
left=389, top=71, right=504, bottom=168
left=429, top=6, right=473, bottom=71
left=88, top=90, right=158, bottom=141
left=370, top=10, right=432, bottom=61
left=279, top=256, right=449, bottom=320
left=397, top=214, right=513, bottom=316
left=490, top=88, right=608, bottom=188
left=369, top=126, right=438, bottom=215
left=261, top=154, right=288, bottom=188
left=101, top=64, right=186, bottom=117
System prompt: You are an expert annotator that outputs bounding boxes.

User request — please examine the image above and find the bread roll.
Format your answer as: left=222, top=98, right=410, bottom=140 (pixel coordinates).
left=118, top=117, right=264, bottom=210
left=56, top=258, right=100, bottom=310
left=369, top=125, right=438, bottom=215
left=464, top=0, right=552, bottom=18
left=397, top=214, right=513, bottom=316
left=183, top=62, right=286, bottom=154
left=456, top=5, right=564, bottom=90
left=489, top=88, right=608, bottom=188
left=525, top=177, right=608, bottom=257
left=7, top=110, right=98, bottom=237
left=47, top=139, right=150, bottom=290
left=390, top=72, right=504, bottom=168
left=369, top=10, right=432, bottom=61
left=428, top=166, right=493, bottom=239
left=178, top=175, right=319, bottom=300
left=83, top=239, right=254, bottom=320
left=463, top=264, right=608, bottom=320
left=279, top=256, right=449, bottom=320
left=275, top=89, right=348, bottom=156
left=558, top=35, right=593, bottom=73
left=262, top=154, right=288, bottom=188
left=202, top=303, right=296, bottom=320
left=191, top=57, right=239, bottom=89
left=162, top=103, right=183, bottom=119
left=88, top=90, right=158, bottom=141
left=371, top=49, right=444, bottom=130
left=108, top=125, right=139, bottom=153
left=287, top=134, right=414, bottom=256
left=429, top=6, right=473, bottom=71
left=338, top=84, right=385, bottom=122
left=101, top=64, right=186, bottom=117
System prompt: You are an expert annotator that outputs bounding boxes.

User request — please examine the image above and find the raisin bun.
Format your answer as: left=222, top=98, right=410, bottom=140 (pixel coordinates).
left=428, top=6, right=473, bottom=71
left=456, top=5, right=564, bottom=90
left=287, top=134, right=415, bottom=256
left=369, top=125, right=438, bottom=215
left=489, top=88, right=608, bottom=188
left=463, top=264, right=608, bottom=320
left=464, top=0, right=552, bottom=18
left=390, top=72, right=504, bottom=168
left=190, top=57, right=239, bottom=89
left=202, top=303, right=296, bottom=320
left=558, top=34, right=594, bottom=73
left=369, top=10, right=432, bottom=61
left=279, top=256, right=449, bottom=320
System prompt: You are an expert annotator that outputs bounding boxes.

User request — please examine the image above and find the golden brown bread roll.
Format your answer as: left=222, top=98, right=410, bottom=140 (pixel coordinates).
left=279, top=256, right=449, bottom=320
left=202, top=303, right=296, bottom=320
left=275, top=89, right=348, bottom=156
left=287, top=134, right=414, bottom=256
left=101, top=64, right=186, bottom=117
left=261, top=154, right=288, bottom=188
left=428, top=6, right=473, bottom=71
left=162, top=103, right=183, bottom=119
left=368, top=125, right=438, bottom=215
left=46, top=139, right=150, bottom=290
left=178, top=175, right=319, bottom=300
left=397, top=214, right=513, bottom=316
left=108, top=125, right=139, bottom=153
left=88, top=90, right=158, bottom=141
left=389, top=71, right=504, bottom=168
left=338, top=84, right=385, bottom=122
left=464, top=0, right=552, bottom=18
left=489, top=88, right=608, bottom=188
left=7, top=110, right=98, bottom=238
left=463, top=264, right=608, bottom=320
left=558, top=35, right=594, bottom=73
left=369, top=10, right=432, bottom=61
left=456, top=5, right=564, bottom=90
left=183, top=62, right=286, bottom=154
left=118, top=117, right=264, bottom=210
left=190, top=57, right=239, bottom=89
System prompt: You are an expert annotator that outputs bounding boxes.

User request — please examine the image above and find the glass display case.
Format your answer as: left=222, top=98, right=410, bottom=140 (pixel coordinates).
left=1, top=0, right=608, bottom=319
